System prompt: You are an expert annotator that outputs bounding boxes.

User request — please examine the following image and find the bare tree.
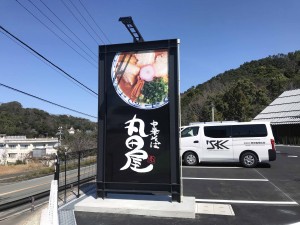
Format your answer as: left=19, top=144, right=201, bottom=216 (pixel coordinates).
left=63, top=131, right=97, bottom=152
left=0, top=148, right=8, bottom=165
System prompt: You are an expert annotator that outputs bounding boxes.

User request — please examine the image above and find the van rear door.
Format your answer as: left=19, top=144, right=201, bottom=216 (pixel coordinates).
left=202, top=125, right=233, bottom=161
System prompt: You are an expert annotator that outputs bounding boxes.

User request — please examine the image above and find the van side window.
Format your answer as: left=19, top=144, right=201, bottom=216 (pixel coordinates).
left=204, top=126, right=231, bottom=138
left=232, top=124, right=267, bottom=138
left=181, top=127, right=199, bottom=138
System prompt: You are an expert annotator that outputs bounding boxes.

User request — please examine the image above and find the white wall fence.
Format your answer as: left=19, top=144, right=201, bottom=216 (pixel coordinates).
left=40, top=180, right=59, bottom=225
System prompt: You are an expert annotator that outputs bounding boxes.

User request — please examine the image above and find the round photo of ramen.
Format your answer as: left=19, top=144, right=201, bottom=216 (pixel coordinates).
left=111, top=50, right=169, bottom=110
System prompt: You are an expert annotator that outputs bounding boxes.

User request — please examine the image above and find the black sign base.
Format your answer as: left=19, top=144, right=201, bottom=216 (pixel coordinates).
left=97, top=182, right=180, bottom=202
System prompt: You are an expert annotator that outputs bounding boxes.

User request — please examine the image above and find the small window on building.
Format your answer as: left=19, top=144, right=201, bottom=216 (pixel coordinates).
left=8, top=145, right=16, bottom=149
left=8, top=153, right=17, bottom=158
left=20, top=144, right=28, bottom=149
left=34, top=144, right=46, bottom=148
left=181, top=127, right=199, bottom=138
left=0, top=144, right=5, bottom=148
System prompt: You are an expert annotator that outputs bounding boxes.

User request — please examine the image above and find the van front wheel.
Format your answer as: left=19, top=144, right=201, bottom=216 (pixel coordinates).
left=184, top=152, right=198, bottom=166
left=241, top=152, right=258, bottom=168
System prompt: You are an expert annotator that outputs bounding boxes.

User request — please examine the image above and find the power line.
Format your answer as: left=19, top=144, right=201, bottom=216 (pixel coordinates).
left=0, top=30, right=90, bottom=97
left=66, top=0, right=105, bottom=44
left=40, top=0, right=97, bottom=57
left=78, top=0, right=111, bottom=44
left=0, top=82, right=97, bottom=119
left=0, top=25, right=98, bottom=96
left=0, top=30, right=96, bottom=99
left=59, top=0, right=101, bottom=45
left=27, top=0, right=97, bottom=63
left=15, top=0, right=97, bottom=68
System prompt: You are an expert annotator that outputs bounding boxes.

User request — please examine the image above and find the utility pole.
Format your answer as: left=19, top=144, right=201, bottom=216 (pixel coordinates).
left=211, top=102, right=215, bottom=122
left=57, top=126, right=63, bottom=147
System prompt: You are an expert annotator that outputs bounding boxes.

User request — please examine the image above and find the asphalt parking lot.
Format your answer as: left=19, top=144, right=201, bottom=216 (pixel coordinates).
left=75, top=145, right=300, bottom=225
left=183, top=147, right=300, bottom=205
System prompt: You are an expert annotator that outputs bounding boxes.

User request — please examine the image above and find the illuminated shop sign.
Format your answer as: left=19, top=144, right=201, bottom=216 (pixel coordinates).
left=111, top=50, right=169, bottom=110
left=97, top=39, right=181, bottom=202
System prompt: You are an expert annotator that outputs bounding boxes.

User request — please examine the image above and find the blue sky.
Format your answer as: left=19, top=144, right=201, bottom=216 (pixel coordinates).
left=1, top=0, right=300, bottom=122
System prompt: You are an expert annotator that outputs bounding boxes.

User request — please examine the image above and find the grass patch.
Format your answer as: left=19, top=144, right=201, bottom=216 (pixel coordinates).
left=0, top=155, right=96, bottom=182
left=0, top=163, right=45, bottom=176
left=0, top=162, right=54, bottom=182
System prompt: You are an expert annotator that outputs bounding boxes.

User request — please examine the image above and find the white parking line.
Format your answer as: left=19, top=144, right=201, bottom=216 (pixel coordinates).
left=183, top=166, right=241, bottom=169
left=254, top=169, right=298, bottom=204
left=196, top=199, right=299, bottom=205
left=183, top=177, right=268, bottom=181
left=276, top=145, right=300, bottom=148
left=288, top=155, right=298, bottom=158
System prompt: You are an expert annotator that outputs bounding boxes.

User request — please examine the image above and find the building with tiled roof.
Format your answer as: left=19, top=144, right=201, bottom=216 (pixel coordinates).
left=253, top=89, right=300, bottom=145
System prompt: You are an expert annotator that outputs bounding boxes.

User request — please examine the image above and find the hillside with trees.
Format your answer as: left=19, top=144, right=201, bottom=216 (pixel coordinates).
left=0, top=101, right=96, bottom=137
left=2, top=51, right=300, bottom=133
left=181, top=51, right=300, bottom=125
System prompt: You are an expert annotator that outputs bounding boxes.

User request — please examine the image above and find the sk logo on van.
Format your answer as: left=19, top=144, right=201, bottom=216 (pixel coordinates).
left=206, top=140, right=229, bottom=150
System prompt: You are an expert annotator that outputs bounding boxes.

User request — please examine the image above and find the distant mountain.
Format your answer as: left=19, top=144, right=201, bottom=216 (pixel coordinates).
left=181, top=51, right=300, bottom=125
left=0, top=101, right=97, bottom=137
left=2, top=51, right=300, bottom=134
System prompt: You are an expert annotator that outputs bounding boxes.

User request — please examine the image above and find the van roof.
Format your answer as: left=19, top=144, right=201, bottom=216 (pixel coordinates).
left=187, top=121, right=271, bottom=127
left=189, top=121, right=238, bottom=125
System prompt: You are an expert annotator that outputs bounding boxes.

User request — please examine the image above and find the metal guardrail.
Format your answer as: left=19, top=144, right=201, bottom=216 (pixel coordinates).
left=0, top=188, right=56, bottom=216
left=55, top=149, right=97, bottom=204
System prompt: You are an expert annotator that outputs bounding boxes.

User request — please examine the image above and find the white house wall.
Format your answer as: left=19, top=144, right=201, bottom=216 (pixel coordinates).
left=0, top=136, right=58, bottom=164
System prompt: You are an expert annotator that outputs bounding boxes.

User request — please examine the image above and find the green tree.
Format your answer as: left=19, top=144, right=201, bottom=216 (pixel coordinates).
left=222, top=79, right=269, bottom=121
left=266, top=74, right=288, bottom=99
left=0, top=102, right=97, bottom=137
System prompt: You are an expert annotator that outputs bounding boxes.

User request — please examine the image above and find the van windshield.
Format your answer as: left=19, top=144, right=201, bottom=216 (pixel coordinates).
left=181, top=127, right=199, bottom=138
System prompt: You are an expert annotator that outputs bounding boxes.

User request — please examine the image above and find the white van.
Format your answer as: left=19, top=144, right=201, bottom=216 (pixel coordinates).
left=180, top=122, right=276, bottom=168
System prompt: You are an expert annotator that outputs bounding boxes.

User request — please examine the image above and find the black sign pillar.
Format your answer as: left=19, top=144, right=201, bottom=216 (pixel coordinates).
left=97, top=39, right=181, bottom=202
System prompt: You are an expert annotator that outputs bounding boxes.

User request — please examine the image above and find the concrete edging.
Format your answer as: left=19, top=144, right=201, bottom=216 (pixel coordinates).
left=74, top=195, right=196, bottom=219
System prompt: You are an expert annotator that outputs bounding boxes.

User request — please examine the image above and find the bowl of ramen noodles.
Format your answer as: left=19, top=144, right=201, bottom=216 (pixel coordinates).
left=111, top=50, right=169, bottom=110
